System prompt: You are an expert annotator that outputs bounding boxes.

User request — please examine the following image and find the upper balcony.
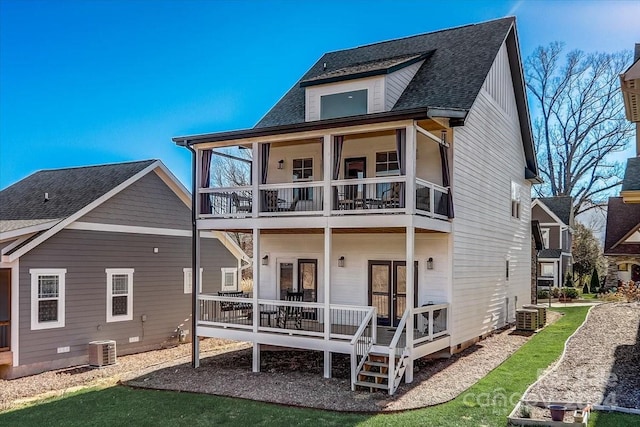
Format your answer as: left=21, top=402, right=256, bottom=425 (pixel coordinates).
left=193, top=121, right=453, bottom=231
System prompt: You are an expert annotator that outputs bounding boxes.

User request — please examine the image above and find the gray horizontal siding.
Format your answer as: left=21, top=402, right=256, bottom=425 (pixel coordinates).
left=18, top=229, right=235, bottom=367
left=79, top=171, right=191, bottom=230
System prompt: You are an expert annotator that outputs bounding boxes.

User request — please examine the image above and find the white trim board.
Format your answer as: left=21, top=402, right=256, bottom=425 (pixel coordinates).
left=67, top=222, right=191, bottom=237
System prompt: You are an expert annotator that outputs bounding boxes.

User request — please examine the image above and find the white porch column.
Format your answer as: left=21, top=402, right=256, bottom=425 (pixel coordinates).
left=323, top=226, right=332, bottom=378
left=251, top=142, right=260, bottom=218
left=405, top=225, right=415, bottom=383
left=405, top=124, right=416, bottom=215
left=192, top=149, right=202, bottom=369
left=323, top=134, right=332, bottom=216
left=252, top=227, right=260, bottom=372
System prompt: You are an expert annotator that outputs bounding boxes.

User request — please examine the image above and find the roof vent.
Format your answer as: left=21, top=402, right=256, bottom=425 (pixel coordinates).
left=323, top=62, right=327, bottom=70
left=44, top=192, right=49, bottom=202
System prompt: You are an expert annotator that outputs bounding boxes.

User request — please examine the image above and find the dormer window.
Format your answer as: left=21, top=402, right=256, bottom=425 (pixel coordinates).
left=320, top=89, right=368, bottom=120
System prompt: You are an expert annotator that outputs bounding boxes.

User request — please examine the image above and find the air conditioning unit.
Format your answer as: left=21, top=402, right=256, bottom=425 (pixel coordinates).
left=516, top=309, right=538, bottom=332
left=523, top=304, right=547, bottom=328
left=88, top=340, right=117, bottom=367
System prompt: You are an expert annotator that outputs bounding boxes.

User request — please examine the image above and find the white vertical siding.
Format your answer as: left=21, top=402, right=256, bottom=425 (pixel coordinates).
left=451, top=42, right=531, bottom=346
left=385, top=60, right=424, bottom=110
left=482, top=44, right=517, bottom=119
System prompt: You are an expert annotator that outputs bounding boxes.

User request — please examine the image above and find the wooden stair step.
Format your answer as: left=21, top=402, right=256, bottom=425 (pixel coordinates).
left=354, top=381, right=389, bottom=390
left=364, top=361, right=389, bottom=368
left=358, top=371, right=389, bottom=379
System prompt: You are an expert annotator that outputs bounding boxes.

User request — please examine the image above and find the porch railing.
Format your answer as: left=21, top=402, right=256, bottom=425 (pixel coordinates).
left=413, top=303, right=449, bottom=346
left=0, top=320, right=9, bottom=351
left=388, top=308, right=410, bottom=395
left=415, top=178, right=449, bottom=219
left=198, top=295, right=377, bottom=340
left=199, top=186, right=253, bottom=217
left=350, top=306, right=376, bottom=391
left=259, top=182, right=324, bottom=215
left=197, top=178, right=449, bottom=220
left=331, top=177, right=406, bottom=212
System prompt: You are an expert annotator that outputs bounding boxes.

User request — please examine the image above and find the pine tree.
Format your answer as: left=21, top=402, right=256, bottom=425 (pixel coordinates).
left=590, top=269, right=600, bottom=294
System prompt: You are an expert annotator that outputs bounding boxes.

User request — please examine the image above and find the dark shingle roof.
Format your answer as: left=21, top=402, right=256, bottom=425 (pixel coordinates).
left=604, top=197, right=640, bottom=255
left=621, top=157, right=640, bottom=192
left=0, top=160, right=156, bottom=224
left=539, top=249, right=563, bottom=259
left=256, top=17, right=514, bottom=128
left=538, top=196, right=573, bottom=226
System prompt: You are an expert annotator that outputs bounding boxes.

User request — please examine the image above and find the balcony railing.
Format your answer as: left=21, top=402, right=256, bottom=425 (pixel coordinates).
left=198, top=178, right=449, bottom=220
left=412, top=303, right=449, bottom=346
left=197, top=294, right=375, bottom=340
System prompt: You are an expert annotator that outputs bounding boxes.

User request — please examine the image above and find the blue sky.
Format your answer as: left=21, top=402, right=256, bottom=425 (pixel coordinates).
left=1, top=0, right=639, bottom=188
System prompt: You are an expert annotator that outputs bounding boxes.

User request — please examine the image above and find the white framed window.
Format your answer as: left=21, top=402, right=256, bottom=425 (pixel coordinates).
left=221, top=268, right=238, bottom=291
left=183, top=268, right=203, bottom=294
left=30, top=269, right=66, bottom=330
left=541, top=228, right=550, bottom=249
left=293, top=158, right=313, bottom=201
left=511, top=182, right=521, bottom=219
left=106, top=268, right=134, bottom=322
left=541, top=263, right=554, bottom=277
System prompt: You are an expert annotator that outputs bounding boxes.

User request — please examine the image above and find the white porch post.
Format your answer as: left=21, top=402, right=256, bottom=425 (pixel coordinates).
left=252, top=142, right=260, bottom=218
left=323, top=134, right=332, bottom=216
left=405, top=124, right=416, bottom=215
left=192, top=149, right=202, bottom=369
left=323, top=226, right=332, bottom=378
left=252, top=226, right=260, bottom=372
left=405, top=225, right=415, bottom=383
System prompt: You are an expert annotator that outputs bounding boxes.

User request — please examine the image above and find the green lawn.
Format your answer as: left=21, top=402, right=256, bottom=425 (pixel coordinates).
left=2, top=306, right=638, bottom=426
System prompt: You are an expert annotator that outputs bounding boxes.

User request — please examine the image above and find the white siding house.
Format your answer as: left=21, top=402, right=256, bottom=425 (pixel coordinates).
left=173, top=17, right=539, bottom=395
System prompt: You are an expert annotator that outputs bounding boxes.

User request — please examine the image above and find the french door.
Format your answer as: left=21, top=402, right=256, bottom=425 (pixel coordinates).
left=277, top=259, right=317, bottom=303
left=368, top=261, right=418, bottom=326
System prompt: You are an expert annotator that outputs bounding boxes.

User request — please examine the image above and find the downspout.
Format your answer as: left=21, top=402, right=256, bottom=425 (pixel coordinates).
left=178, top=140, right=200, bottom=369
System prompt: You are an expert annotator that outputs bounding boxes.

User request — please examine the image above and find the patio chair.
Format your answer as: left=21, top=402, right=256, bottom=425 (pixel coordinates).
left=262, top=190, right=279, bottom=212
left=276, top=291, right=304, bottom=329
left=382, top=182, right=402, bottom=208
left=278, top=197, right=299, bottom=212
left=231, top=192, right=252, bottom=213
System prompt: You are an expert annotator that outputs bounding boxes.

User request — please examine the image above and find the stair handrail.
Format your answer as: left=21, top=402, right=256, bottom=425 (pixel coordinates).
left=350, top=306, right=376, bottom=391
left=388, top=308, right=410, bottom=395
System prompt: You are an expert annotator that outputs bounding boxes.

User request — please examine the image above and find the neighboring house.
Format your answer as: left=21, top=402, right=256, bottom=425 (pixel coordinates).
left=0, top=160, right=247, bottom=379
left=531, top=197, right=574, bottom=288
left=605, top=44, right=640, bottom=287
left=173, top=17, right=539, bottom=394
left=531, top=220, right=544, bottom=304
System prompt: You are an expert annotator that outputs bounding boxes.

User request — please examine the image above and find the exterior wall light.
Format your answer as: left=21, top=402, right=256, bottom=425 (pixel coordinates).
left=338, top=256, right=345, bottom=268
left=427, top=257, right=434, bottom=270
left=262, top=255, right=269, bottom=266
left=277, top=159, right=284, bottom=170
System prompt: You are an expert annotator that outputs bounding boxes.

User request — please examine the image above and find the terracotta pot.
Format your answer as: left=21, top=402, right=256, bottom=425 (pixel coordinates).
left=549, top=405, right=566, bottom=421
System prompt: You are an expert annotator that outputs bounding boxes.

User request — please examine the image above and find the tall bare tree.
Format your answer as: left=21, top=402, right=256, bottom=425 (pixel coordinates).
left=526, top=43, right=634, bottom=215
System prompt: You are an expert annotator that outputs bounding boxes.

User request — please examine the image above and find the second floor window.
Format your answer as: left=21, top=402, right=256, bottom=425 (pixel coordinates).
left=293, top=158, right=313, bottom=201
left=541, top=228, right=550, bottom=249
left=511, top=182, right=521, bottom=219
left=320, top=89, right=367, bottom=120
left=376, top=151, right=399, bottom=197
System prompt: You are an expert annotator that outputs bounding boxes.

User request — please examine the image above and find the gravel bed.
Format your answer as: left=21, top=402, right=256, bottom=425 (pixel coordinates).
left=0, top=338, right=247, bottom=411
left=1, top=310, right=574, bottom=413
left=127, top=311, right=562, bottom=412
left=525, top=302, right=640, bottom=410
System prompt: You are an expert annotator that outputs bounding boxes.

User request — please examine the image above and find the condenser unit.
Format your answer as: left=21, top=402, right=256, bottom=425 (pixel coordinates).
left=88, top=340, right=117, bottom=367
left=516, top=309, right=538, bottom=332
left=523, top=304, right=547, bottom=328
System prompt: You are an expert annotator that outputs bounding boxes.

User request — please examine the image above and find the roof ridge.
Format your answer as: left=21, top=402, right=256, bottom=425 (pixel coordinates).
left=32, top=159, right=158, bottom=174
left=323, top=16, right=514, bottom=55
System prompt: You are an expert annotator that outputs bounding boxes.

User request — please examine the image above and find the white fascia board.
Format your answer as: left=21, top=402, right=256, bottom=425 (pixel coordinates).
left=208, top=231, right=251, bottom=263
left=0, top=220, right=59, bottom=242
left=66, top=222, right=191, bottom=236
left=6, top=161, right=161, bottom=262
